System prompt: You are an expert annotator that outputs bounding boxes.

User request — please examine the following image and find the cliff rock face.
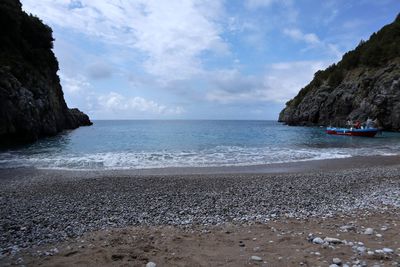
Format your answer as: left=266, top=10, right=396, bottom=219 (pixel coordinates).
left=279, top=14, right=400, bottom=131
left=0, top=0, right=92, bottom=145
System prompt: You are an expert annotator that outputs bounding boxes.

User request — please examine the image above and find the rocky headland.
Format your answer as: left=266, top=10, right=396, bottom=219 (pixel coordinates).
left=279, top=14, right=400, bottom=131
left=0, top=0, right=92, bottom=146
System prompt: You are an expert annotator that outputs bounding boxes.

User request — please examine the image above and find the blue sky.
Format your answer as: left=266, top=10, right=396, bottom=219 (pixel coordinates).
left=21, top=0, right=400, bottom=120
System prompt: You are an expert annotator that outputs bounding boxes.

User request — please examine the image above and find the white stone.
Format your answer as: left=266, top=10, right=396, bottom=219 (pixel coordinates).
left=367, top=251, right=375, bottom=256
left=364, top=228, right=374, bottom=235
left=333, top=258, right=342, bottom=264
left=146, top=262, right=157, bottom=267
left=313, top=237, right=324, bottom=244
left=383, top=248, right=394, bottom=254
left=250, top=256, right=262, bottom=261
left=329, top=264, right=339, bottom=267
left=375, top=234, right=382, bottom=238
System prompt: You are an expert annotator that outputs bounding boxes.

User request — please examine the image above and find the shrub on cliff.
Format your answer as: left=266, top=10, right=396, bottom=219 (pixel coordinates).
left=285, top=13, right=400, bottom=108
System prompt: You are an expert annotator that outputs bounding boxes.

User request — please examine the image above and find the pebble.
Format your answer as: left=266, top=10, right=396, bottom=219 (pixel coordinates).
left=312, top=237, right=324, bottom=244
left=383, top=248, right=394, bottom=254
left=333, top=258, right=342, bottom=264
left=364, top=228, right=374, bottom=235
left=329, top=264, right=339, bottom=267
left=1, top=165, right=400, bottom=261
left=250, top=256, right=262, bottom=261
left=146, top=262, right=157, bottom=267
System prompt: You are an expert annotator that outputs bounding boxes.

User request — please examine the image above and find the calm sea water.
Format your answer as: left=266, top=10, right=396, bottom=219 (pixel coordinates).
left=1, top=120, right=399, bottom=170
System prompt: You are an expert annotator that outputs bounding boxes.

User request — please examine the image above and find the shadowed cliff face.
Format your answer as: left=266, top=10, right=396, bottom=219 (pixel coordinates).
left=279, top=14, right=400, bottom=131
left=0, top=0, right=92, bottom=145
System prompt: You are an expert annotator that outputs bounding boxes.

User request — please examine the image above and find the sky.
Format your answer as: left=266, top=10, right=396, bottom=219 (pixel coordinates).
left=21, top=0, right=400, bottom=120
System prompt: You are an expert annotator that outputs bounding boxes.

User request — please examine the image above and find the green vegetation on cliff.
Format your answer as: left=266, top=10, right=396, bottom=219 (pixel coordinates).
left=285, top=14, right=400, bottom=109
left=0, top=0, right=58, bottom=85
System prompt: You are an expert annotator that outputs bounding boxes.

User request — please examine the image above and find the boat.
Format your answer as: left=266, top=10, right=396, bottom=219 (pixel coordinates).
left=326, top=127, right=379, bottom=137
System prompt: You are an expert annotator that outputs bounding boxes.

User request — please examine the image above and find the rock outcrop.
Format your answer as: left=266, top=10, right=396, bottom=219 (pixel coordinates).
left=0, top=0, right=92, bottom=145
left=279, top=14, right=400, bottom=131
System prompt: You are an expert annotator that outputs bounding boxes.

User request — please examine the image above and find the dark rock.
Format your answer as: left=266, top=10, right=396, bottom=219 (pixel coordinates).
left=0, top=0, right=92, bottom=146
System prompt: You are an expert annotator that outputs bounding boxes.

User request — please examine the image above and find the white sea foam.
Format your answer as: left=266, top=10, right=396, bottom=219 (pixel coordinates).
left=0, top=145, right=398, bottom=170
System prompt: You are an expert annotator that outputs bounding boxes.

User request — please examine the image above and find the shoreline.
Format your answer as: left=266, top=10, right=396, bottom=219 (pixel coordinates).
left=1, top=154, right=400, bottom=177
left=1, top=155, right=399, bottom=266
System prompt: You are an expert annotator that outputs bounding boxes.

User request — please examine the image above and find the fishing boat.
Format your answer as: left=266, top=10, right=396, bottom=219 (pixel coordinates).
left=326, top=127, right=379, bottom=137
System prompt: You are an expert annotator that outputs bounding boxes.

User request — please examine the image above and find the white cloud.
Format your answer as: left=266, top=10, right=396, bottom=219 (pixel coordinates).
left=21, top=0, right=227, bottom=82
left=59, top=73, right=90, bottom=93
left=97, top=92, right=184, bottom=115
left=206, top=60, right=329, bottom=104
left=283, top=28, right=321, bottom=45
left=283, top=28, right=343, bottom=59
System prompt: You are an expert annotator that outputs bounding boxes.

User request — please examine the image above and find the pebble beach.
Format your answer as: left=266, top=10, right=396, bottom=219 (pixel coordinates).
left=0, top=156, right=400, bottom=266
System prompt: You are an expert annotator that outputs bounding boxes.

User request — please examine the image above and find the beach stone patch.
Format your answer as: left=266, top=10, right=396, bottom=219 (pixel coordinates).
left=0, top=166, right=400, bottom=265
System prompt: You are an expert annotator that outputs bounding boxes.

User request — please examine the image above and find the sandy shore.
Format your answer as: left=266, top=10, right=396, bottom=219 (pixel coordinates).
left=0, top=156, right=400, bottom=266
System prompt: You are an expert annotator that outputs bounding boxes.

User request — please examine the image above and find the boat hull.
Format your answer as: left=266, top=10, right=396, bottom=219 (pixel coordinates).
left=326, top=127, right=378, bottom=137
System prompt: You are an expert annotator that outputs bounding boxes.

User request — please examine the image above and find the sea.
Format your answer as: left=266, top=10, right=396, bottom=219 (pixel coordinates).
left=0, top=120, right=399, bottom=170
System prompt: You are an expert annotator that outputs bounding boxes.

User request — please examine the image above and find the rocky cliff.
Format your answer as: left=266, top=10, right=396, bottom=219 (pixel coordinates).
left=279, top=14, right=400, bottom=131
left=0, top=0, right=92, bottom=145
